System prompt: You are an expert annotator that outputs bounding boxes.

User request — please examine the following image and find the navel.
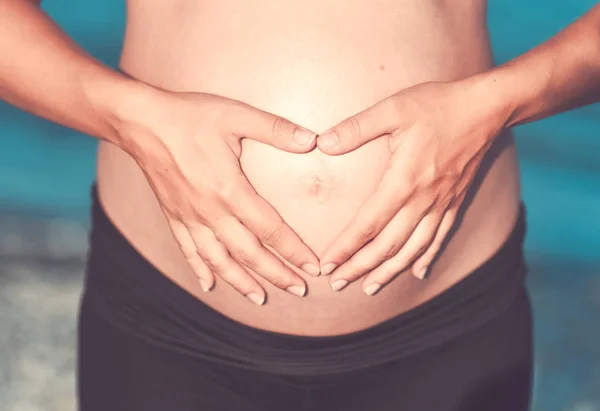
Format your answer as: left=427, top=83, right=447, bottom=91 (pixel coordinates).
left=307, top=176, right=324, bottom=197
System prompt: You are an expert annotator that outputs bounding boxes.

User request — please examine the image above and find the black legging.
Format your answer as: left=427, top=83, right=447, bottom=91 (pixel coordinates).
left=78, top=185, right=533, bottom=411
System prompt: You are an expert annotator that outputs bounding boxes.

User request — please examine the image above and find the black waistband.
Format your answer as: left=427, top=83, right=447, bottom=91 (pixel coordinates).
left=83, top=183, right=528, bottom=376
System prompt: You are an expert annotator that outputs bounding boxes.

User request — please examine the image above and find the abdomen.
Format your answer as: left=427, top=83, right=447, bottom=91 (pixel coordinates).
left=97, top=0, right=521, bottom=335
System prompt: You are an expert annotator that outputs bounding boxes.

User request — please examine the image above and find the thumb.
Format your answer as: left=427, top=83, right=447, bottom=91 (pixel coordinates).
left=229, top=103, right=316, bottom=153
left=317, top=98, right=400, bottom=155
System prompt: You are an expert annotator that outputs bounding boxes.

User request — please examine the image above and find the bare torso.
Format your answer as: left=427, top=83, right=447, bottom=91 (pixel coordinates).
left=97, top=0, right=521, bottom=336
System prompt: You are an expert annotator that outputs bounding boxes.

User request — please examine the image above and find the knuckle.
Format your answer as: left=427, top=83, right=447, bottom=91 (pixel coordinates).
left=284, top=249, right=300, bottom=263
left=217, top=99, right=242, bottom=126
left=358, top=224, right=377, bottom=241
left=418, top=249, right=433, bottom=264
left=271, top=116, right=293, bottom=141
left=231, top=247, right=258, bottom=268
left=381, top=242, right=400, bottom=261
left=423, top=163, right=440, bottom=186
left=201, top=257, right=222, bottom=273
left=415, top=242, right=430, bottom=258
left=380, top=96, right=403, bottom=120
left=345, top=116, right=362, bottom=143
left=214, top=265, right=237, bottom=282
left=259, top=223, right=284, bottom=246
left=188, top=208, right=211, bottom=226
left=215, top=178, right=240, bottom=204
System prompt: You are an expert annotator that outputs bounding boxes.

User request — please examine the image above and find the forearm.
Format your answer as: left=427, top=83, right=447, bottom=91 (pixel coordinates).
left=0, top=0, right=153, bottom=147
left=469, top=3, right=600, bottom=129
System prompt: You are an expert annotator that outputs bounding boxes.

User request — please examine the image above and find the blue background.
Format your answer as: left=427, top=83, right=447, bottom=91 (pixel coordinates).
left=1, top=1, right=599, bottom=410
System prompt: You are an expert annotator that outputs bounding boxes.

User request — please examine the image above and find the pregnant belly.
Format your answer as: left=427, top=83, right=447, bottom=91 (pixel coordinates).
left=239, top=136, right=391, bottom=256
left=103, top=2, right=519, bottom=336
left=99, top=63, right=518, bottom=336
left=99, top=78, right=442, bottom=336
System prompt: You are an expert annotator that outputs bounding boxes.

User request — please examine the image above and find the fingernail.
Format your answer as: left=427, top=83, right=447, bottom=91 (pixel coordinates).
left=199, top=279, right=211, bottom=292
left=286, top=285, right=306, bottom=297
left=330, top=279, right=348, bottom=292
left=318, top=132, right=339, bottom=150
left=301, top=263, right=320, bottom=277
left=415, top=267, right=428, bottom=280
left=247, top=293, right=265, bottom=306
left=364, top=283, right=381, bottom=296
left=294, top=128, right=316, bottom=146
left=321, top=263, right=337, bottom=276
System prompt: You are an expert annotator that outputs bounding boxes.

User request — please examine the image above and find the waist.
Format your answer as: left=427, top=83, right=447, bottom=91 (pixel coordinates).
left=83, top=182, right=529, bottom=375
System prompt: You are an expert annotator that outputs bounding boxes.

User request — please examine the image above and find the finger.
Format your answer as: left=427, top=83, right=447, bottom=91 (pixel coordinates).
left=225, top=178, right=320, bottom=277
left=319, top=159, right=413, bottom=276
left=361, top=211, right=444, bottom=295
left=212, top=215, right=307, bottom=297
left=165, top=215, right=215, bottom=292
left=317, top=97, right=400, bottom=155
left=228, top=102, right=317, bottom=152
left=412, top=207, right=458, bottom=279
left=186, top=223, right=267, bottom=306
left=327, top=200, right=431, bottom=291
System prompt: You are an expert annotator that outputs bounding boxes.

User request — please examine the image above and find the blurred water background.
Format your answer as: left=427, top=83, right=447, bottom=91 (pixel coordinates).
left=1, top=1, right=599, bottom=410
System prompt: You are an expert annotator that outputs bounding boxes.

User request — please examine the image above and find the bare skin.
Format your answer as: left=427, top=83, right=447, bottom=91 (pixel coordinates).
left=100, top=0, right=521, bottom=335
left=2, top=0, right=599, bottom=336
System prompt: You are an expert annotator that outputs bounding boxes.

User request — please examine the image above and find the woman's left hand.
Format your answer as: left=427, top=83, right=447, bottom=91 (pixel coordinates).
left=316, top=79, right=508, bottom=295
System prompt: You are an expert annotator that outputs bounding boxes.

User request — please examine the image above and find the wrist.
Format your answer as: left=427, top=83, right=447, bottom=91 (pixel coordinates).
left=457, top=68, right=522, bottom=137
left=81, top=68, right=164, bottom=152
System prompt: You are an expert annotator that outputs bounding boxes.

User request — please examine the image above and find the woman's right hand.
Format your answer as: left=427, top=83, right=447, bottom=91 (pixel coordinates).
left=114, top=86, right=320, bottom=305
